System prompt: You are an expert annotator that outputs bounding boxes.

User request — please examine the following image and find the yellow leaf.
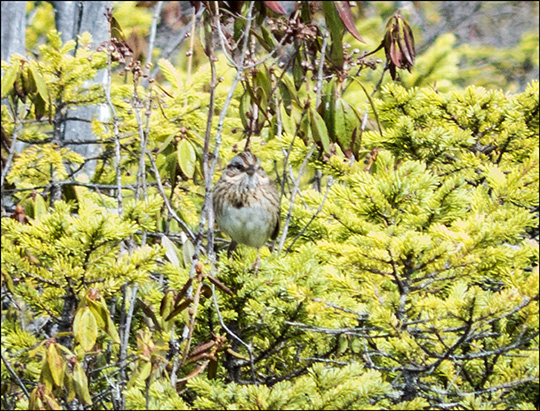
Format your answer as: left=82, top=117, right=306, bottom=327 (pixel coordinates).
left=73, top=362, right=92, bottom=405
left=46, top=343, right=65, bottom=388
left=177, top=139, right=196, bottom=178
left=75, top=307, right=98, bottom=352
left=106, top=315, right=121, bottom=344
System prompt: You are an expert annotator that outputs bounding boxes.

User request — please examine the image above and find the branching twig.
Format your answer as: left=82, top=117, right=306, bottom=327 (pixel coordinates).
left=210, top=283, right=257, bottom=383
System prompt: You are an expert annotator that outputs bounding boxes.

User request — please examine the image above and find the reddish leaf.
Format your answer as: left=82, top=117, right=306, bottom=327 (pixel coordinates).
left=334, top=1, right=366, bottom=43
left=389, top=36, right=402, bottom=68
left=188, top=340, right=216, bottom=359
left=206, top=275, right=234, bottom=296
left=174, top=278, right=194, bottom=306
left=223, top=1, right=244, bottom=15
left=398, top=17, right=416, bottom=67
left=177, top=361, right=210, bottom=382
left=189, top=1, right=201, bottom=13
left=110, top=17, right=131, bottom=52
left=10, top=204, right=28, bottom=224
left=136, top=298, right=162, bottom=332
left=263, top=1, right=286, bottom=15
left=165, top=297, right=193, bottom=321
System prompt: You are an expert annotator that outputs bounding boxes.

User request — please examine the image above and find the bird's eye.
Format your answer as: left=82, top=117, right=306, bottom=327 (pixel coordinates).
left=229, top=163, right=243, bottom=171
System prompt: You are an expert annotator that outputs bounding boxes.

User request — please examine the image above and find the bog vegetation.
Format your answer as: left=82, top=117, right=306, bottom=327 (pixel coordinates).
left=1, top=1, right=538, bottom=410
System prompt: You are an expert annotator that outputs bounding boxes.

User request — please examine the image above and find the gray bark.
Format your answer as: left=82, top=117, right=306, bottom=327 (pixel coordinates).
left=51, top=1, right=112, bottom=178
left=1, top=1, right=26, bottom=62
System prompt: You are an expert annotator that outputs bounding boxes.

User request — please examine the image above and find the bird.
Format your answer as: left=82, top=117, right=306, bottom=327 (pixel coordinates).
left=212, top=151, right=280, bottom=270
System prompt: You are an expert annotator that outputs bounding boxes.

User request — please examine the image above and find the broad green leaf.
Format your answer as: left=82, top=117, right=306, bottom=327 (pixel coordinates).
left=292, top=54, right=304, bottom=90
left=322, top=1, right=344, bottom=68
left=260, top=25, right=276, bottom=51
left=160, top=290, right=175, bottom=318
left=335, top=98, right=362, bottom=157
left=139, top=361, right=152, bottom=381
left=33, top=92, right=47, bottom=121
left=43, top=393, right=62, bottom=410
left=157, top=131, right=176, bottom=154
left=239, top=91, right=251, bottom=129
left=256, top=65, right=271, bottom=103
left=127, top=360, right=152, bottom=389
left=182, top=239, right=195, bottom=268
left=28, top=63, right=49, bottom=102
left=279, top=74, right=299, bottom=115
left=66, top=372, right=77, bottom=402
left=29, top=386, right=40, bottom=411
left=280, top=104, right=295, bottom=136
left=22, top=65, right=37, bottom=95
left=177, top=139, right=196, bottom=178
left=34, top=194, right=48, bottom=217
left=323, top=78, right=338, bottom=142
left=162, top=235, right=181, bottom=267
left=1, top=60, right=20, bottom=98
left=309, top=107, right=331, bottom=153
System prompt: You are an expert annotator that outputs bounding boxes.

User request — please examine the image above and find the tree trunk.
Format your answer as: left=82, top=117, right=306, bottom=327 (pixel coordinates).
left=51, top=1, right=112, bottom=178
left=1, top=1, right=26, bottom=62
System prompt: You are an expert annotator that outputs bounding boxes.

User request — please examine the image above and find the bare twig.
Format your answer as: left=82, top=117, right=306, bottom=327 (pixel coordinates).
left=119, top=284, right=139, bottom=409
left=184, top=7, right=198, bottom=108
left=278, top=144, right=316, bottom=252
left=315, top=33, right=329, bottom=108
left=286, top=176, right=333, bottom=253
left=1, top=350, right=30, bottom=399
left=211, top=282, right=257, bottom=383
left=149, top=8, right=204, bottom=81
left=0, top=114, right=21, bottom=194
left=279, top=106, right=309, bottom=201
left=146, top=1, right=162, bottom=69
left=104, top=36, right=123, bottom=215
left=145, top=148, right=195, bottom=240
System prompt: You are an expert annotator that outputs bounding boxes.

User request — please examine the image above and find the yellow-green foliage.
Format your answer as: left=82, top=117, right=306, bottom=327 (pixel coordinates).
left=1, top=6, right=538, bottom=410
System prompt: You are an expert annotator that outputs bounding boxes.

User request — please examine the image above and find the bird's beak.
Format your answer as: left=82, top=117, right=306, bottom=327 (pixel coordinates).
left=246, top=165, right=255, bottom=176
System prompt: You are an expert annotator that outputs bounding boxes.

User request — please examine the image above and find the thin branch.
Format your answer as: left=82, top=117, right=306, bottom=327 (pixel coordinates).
left=278, top=144, right=317, bottom=252
left=146, top=2, right=162, bottom=69
left=145, top=148, right=195, bottom=240
left=119, top=284, right=139, bottom=409
left=104, top=41, right=123, bottom=215
left=286, top=176, right=333, bottom=253
left=315, top=33, right=329, bottom=108
left=211, top=283, right=257, bottom=383
left=0, top=113, right=22, bottom=193
left=1, top=350, right=30, bottom=399
left=149, top=8, right=204, bottom=80
left=184, top=6, right=198, bottom=108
